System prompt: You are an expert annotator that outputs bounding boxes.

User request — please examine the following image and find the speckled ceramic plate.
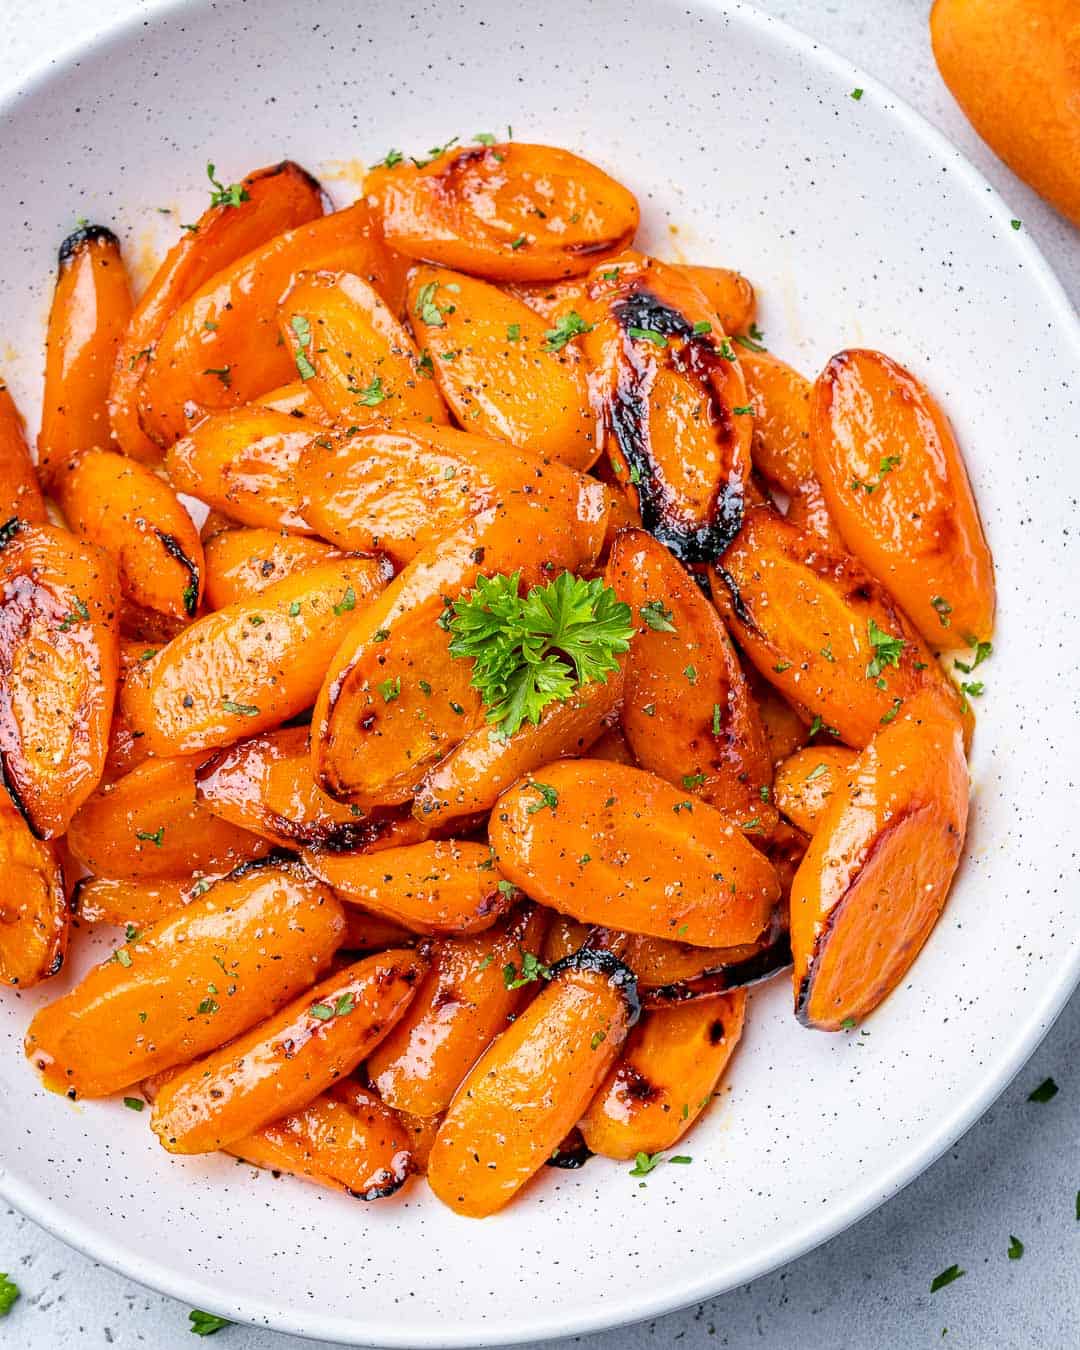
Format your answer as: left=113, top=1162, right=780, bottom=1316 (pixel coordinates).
left=0, top=0, right=1077, bottom=1344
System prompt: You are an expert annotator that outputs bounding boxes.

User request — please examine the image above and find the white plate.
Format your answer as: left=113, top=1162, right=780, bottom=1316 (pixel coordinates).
left=1, top=0, right=1077, bottom=1344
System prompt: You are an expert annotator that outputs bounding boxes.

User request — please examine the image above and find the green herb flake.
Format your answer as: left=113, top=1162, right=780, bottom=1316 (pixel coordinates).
left=503, top=951, right=553, bottom=990
left=203, top=365, right=232, bottom=388
left=930, top=1265, right=964, bottom=1293
left=474, top=133, right=496, bottom=146
left=683, top=664, right=697, bottom=685
left=509, top=234, right=527, bottom=250
left=954, top=639, right=992, bottom=674
left=629, top=1150, right=665, bottom=1177
left=123, top=1096, right=144, bottom=1111
left=350, top=374, right=386, bottom=407
left=866, top=618, right=905, bottom=679
left=135, top=826, right=165, bottom=847
left=197, top=997, right=219, bottom=1016
left=289, top=313, right=316, bottom=380
left=931, top=595, right=953, bottom=628
left=805, top=763, right=828, bottom=783
left=506, top=322, right=521, bottom=342
left=378, top=676, right=402, bottom=703
left=590, top=1029, right=606, bottom=1050
left=189, top=1309, right=232, bottom=1336
left=627, top=325, right=668, bottom=348
left=206, top=161, right=250, bottom=208
left=221, top=699, right=260, bottom=717
left=526, top=781, right=559, bottom=814
left=640, top=600, right=677, bottom=633
left=851, top=88, right=864, bottom=101
left=1007, top=1235, right=1024, bottom=1260
left=712, top=704, right=723, bottom=736
left=374, top=148, right=404, bottom=169
left=0, top=1275, right=19, bottom=1318
left=543, top=311, right=593, bottom=352
left=682, top=771, right=706, bottom=790
left=1028, top=1076, right=1058, bottom=1103
left=1010, top=219, right=1022, bottom=230
left=415, top=281, right=447, bottom=327
left=692, top=320, right=712, bottom=335
left=333, top=585, right=357, bottom=616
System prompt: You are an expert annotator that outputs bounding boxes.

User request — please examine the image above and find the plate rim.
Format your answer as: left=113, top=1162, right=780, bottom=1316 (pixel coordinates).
left=1, top=0, right=1078, bottom=1344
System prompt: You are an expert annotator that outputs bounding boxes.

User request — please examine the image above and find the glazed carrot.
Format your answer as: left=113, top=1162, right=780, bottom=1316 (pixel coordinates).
left=279, top=270, right=448, bottom=426
left=255, top=379, right=331, bottom=420
left=150, top=947, right=427, bottom=1153
left=101, top=637, right=167, bottom=782
left=712, top=501, right=971, bottom=749
left=412, top=668, right=622, bottom=826
left=406, top=266, right=598, bottom=469
left=368, top=905, right=549, bottom=1118
left=675, top=265, right=756, bottom=335
left=227, top=1082, right=413, bottom=1200
left=312, top=480, right=609, bottom=807
left=542, top=913, right=592, bottom=965
left=137, top=202, right=400, bottom=447
left=121, top=555, right=392, bottom=757
left=810, top=349, right=995, bottom=644
left=628, top=937, right=763, bottom=989
left=0, top=522, right=120, bottom=837
left=582, top=252, right=752, bottom=562
left=0, top=381, right=47, bottom=523
left=427, top=948, right=637, bottom=1217
left=579, top=991, right=746, bottom=1159
left=25, top=860, right=346, bottom=1097
left=607, top=526, right=772, bottom=823
left=295, top=419, right=603, bottom=566
left=53, top=449, right=204, bottom=619
left=195, top=725, right=376, bottom=850
left=370, top=142, right=638, bottom=281
left=502, top=277, right=588, bottom=322
left=72, top=873, right=222, bottom=928
left=342, top=907, right=415, bottom=952
left=67, top=754, right=272, bottom=880
left=773, top=745, right=857, bottom=836
left=38, top=227, right=132, bottom=485
left=303, top=840, right=517, bottom=936
left=166, top=406, right=323, bottom=533
left=395, top=1108, right=441, bottom=1174
left=745, top=666, right=810, bottom=765
left=490, top=761, right=780, bottom=947
left=202, top=528, right=344, bottom=609
left=790, top=694, right=969, bottom=1030
left=0, top=788, right=68, bottom=987
left=109, top=160, right=325, bottom=462
left=589, top=723, right=637, bottom=765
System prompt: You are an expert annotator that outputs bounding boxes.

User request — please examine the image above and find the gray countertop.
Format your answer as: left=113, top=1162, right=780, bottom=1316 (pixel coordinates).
left=1, top=2, right=1077, bottom=1347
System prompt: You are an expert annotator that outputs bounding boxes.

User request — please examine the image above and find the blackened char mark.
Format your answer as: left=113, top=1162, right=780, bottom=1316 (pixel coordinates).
left=154, top=530, right=201, bottom=616
left=643, top=932, right=793, bottom=1008
left=610, top=289, right=743, bottom=563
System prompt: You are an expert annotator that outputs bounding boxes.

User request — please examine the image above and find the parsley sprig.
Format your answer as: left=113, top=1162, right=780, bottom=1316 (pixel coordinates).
left=448, top=571, right=633, bottom=736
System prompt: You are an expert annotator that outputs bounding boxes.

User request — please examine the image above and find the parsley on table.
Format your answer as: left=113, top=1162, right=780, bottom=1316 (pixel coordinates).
left=1028, top=1077, right=1058, bottom=1103
left=851, top=88, right=864, bottom=101
left=189, top=1308, right=232, bottom=1336
left=629, top=1151, right=692, bottom=1179
left=930, top=1265, right=964, bottom=1293
left=448, top=571, right=632, bottom=736
left=1007, top=1235, right=1024, bottom=1260
left=954, top=639, right=992, bottom=674
left=206, top=162, right=249, bottom=208
left=124, top=1096, right=144, bottom=1111
left=1010, top=219, right=1022, bottom=231
left=866, top=618, right=904, bottom=679
left=543, top=311, right=593, bottom=352
left=0, top=1274, right=19, bottom=1317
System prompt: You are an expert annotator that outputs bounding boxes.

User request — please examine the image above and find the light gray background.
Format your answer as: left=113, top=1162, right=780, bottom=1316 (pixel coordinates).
left=1, top=1, right=1077, bottom=1347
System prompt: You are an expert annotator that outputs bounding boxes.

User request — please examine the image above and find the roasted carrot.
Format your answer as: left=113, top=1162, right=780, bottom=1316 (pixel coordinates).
left=227, top=1082, right=413, bottom=1200
left=202, top=528, right=344, bottom=609
left=773, top=745, right=857, bottom=835
left=790, top=694, right=968, bottom=1030
left=0, top=787, right=68, bottom=986
left=370, top=142, right=638, bottom=281
left=427, top=948, right=637, bottom=1217
left=368, top=904, right=549, bottom=1118
left=490, top=760, right=780, bottom=947
left=38, top=227, right=132, bottom=485
left=810, top=348, right=995, bottom=644
left=150, top=947, right=427, bottom=1153
left=109, top=160, right=325, bottom=462
left=279, top=270, right=448, bottom=426
left=0, top=381, right=47, bottom=523
left=121, top=555, right=392, bottom=757
left=72, top=873, right=221, bottom=928
left=303, top=839, right=517, bottom=936
left=255, top=379, right=331, bottom=420
left=0, top=522, right=120, bottom=837
left=66, top=754, right=272, bottom=880
left=25, top=860, right=345, bottom=1096
left=406, top=266, right=598, bottom=469
left=675, top=265, right=756, bottom=335
left=580, top=991, right=746, bottom=1159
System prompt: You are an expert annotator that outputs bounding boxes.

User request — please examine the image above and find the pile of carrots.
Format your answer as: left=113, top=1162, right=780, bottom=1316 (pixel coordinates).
left=0, top=140, right=993, bottom=1217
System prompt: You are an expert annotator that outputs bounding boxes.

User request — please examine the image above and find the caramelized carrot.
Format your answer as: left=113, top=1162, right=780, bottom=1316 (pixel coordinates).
left=582, top=252, right=752, bottom=562
left=137, top=202, right=400, bottom=447
left=579, top=991, right=746, bottom=1159
left=490, top=760, right=780, bottom=947
left=109, top=160, right=325, bottom=462
left=341, top=907, right=415, bottom=952
left=227, top=1082, right=413, bottom=1200
left=406, top=266, right=598, bottom=469
left=296, top=419, right=603, bottom=565
left=370, top=142, right=638, bottom=281
left=150, top=947, right=427, bottom=1153
left=712, top=501, right=971, bottom=748
left=303, top=840, right=516, bottom=936
left=25, top=860, right=345, bottom=1097
left=790, top=694, right=969, bottom=1029
left=607, top=526, right=772, bottom=822
left=312, top=480, right=609, bottom=808
left=53, top=450, right=204, bottom=619
left=0, top=522, right=120, bottom=837
left=675, top=265, right=756, bottom=335
left=38, top=227, right=132, bottom=485
left=368, top=904, right=548, bottom=1118
left=166, top=406, right=322, bottom=533
left=195, top=725, right=375, bottom=849
left=73, top=873, right=220, bottom=928
left=773, top=745, right=857, bottom=835
left=0, top=788, right=68, bottom=986
left=67, top=754, right=272, bottom=880
left=0, top=381, right=46, bottom=523
left=628, top=937, right=763, bottom=989
left=746, top=666, right=810, bottom=764
left=202, top=528, right=344, bottom=609
left=279, top=270, right=448, bottom=426
left=810, top=348, right=995, bottom=644
left=427, top=948, right=637, bottom=1217
left=255, top=379, right=331, bottom=420
left=121, top=556, right=392, bottom=757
